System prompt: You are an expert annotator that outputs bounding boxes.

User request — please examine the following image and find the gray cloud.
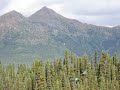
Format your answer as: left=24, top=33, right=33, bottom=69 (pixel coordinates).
left=76, top=15, right=120, bottom=26
left=0, top=0, right=120, bottom=26
left=0, top=0, right=10, bottom=11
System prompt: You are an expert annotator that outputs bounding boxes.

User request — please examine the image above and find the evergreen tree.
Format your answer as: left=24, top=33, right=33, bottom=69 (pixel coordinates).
left=0, top=51, right=119, bottom=90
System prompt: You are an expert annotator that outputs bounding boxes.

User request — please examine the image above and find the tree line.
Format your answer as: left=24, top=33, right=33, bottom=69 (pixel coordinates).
left=0, top=50, right=120, bottom=90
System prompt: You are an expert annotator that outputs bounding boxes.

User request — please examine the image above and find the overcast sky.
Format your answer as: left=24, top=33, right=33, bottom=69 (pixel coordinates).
left=0, top=0, right=120, bottom=26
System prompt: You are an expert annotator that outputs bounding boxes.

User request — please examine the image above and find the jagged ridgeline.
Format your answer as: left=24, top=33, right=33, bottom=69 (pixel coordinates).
left=0, top=51, right=120, bottom=90
left=0, top=7, right=120, bottom=63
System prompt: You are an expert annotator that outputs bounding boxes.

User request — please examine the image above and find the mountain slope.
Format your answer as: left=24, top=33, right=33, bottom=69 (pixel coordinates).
left=0, top=10, right=67, bottom=64
left=29, top=7, right=120, bottom=56
left=0, top=7, right=120, bottom=64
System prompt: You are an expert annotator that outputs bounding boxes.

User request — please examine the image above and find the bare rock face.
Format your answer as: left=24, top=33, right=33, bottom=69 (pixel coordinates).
left=0, top=6, right=120, bottom=64
left=0, top=10, right=25, bottom=27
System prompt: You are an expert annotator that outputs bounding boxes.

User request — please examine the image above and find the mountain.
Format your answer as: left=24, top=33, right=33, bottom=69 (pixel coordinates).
left=0, top=9, right=66, bottom=64
left=29, top=7, right=120, bottom=55
left=0, top=6, right=120, bottom=64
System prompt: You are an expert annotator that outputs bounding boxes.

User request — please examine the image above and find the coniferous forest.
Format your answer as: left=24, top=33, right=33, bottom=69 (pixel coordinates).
left=0, top=51, right=120, bottom=90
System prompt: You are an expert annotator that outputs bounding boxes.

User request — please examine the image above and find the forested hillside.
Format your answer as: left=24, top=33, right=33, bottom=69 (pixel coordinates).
left=0, top=51, right=120, bottom=90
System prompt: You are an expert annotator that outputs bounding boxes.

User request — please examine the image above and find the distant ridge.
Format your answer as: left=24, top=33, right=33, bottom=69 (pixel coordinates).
left=0, top=6, right=120, bottom=64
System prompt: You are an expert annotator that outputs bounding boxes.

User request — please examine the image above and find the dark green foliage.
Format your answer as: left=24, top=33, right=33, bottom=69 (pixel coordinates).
left=0, top=51, right=119, bottom=90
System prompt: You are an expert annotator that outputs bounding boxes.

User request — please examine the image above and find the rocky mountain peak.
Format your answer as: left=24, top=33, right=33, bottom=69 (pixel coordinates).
left=41, top=6, right=50, bottom=10
left=28, top=6, right=66, bottom=24
left=0, top=10, right=26, bottom=27
left=0, top=10, right=24, bottom=19
left=35, top=6, right=55, bottom=15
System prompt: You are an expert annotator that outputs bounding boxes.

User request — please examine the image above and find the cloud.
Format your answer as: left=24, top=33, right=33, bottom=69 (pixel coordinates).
left=0, top=0, right=10, bottom=13
left=76, top=15, right=120, bottom=26
left=0, top=0, right=120, bottom=26
left=59, top=0, right=120, bottom=26
left=1, top=0, right=39, bottom=15
left=0, top=0, right=9, bottom=9
left=0, top=0, right=64, bottom=16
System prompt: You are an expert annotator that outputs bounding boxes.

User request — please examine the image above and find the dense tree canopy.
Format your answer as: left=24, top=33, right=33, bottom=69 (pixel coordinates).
left=0, top=51, right=119, bottom=90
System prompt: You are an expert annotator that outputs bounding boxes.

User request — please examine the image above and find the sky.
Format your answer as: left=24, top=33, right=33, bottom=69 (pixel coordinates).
left=0, top=0, right=120, bottom=26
